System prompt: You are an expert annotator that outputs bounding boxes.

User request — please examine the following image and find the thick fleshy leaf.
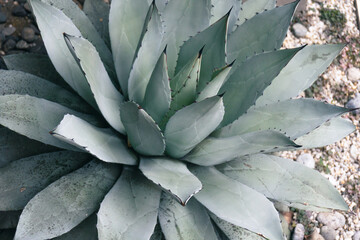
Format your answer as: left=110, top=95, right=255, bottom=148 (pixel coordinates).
left=210, top=0, right=242, bottom=32
left=0, top=211, right=21, bottom=229
left=139, top=157, right=202, bottom=205
left=227, top=1, right=298, bottom=63
left=256, top=44, right=345, bottom=106
left=83, top=0, right=110, bottom=47
left=65, top=35, right=125, bottom=133
left=218, top=154, right=349, bottom=211
left=185, top=130, right=299, bottom=166
left=295, top=117, right=355, bottom=149
left=51, top=114, right=137, bottom=165
left=41, top=0, right=115, bottom=80
left=29, top=0, right=96, bottom=107
left=97, top=167, right=161, bottom=240
left=109, top=0, right=151, bottom=96
left=0, top=151, right=90, bottom=211
left=0, top=70, right=92, bottom=113
left=165, top=96, right=225, bottom=158
left=0, top=127, right=57, bottom=168
left=155, top=0, right=169, bottom=11
left=162, top=0, right=211, bottom=77
left=176, top=13, right=228, bottom=91
left=120, top=102, right=165, bottom=156
left=236, top=0, right=276, bottom=26
left=54, top=214, right=97, bottom=240
left=159, top=193, right=218, bottom=240
left=220, top=48, right=301, bottom=127
left=14, top=160, right=121, bottom=240
left=128, top=5, right=165, bottom=104
left=210, top=213, right=265, bottom=240
left=189, top=166, right=283, bottom=240
left=196, top=64, right=232, bottom=102
left=143, top=51, right=171, bottom=123
left=215, top=99, right=350, bottom=140
left=2, top=53, right=65, bottom=88
left=0, top=95, right=99, bottom=151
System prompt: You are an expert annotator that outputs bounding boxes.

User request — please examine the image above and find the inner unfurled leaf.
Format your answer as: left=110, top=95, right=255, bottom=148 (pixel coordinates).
left=165, top=96, right=225, bottom=158
left=139, top=157, right=202, bottom=205
left=97, top=167, right=161, bottom=240
left=120, top=102, right=165, bottom=156
left=52, top=114, right=137, bottom=165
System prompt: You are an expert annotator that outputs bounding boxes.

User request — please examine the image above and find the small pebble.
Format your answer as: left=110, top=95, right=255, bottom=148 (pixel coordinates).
left=3, top=39, right=16, bottom=52
left=292, top=23, right=308, bottom=38
left=310, top=229, right=325, bottom=240
left=21, top=27, right=35, bottom=42
left=292, top=223, right=305, bottom=240
left=297, top=153, right=315, bottom=168
left=23, top=2, right=31, bottom=12
left=317, top=212, right=346, bottom=229
left=320, top=226, right=336, bottom=240
left=350, top=145, right=359, bottom=160
left=347, top=67, right=360, bottom=81
left=16, top=40, right=29, bottom=49
left=353, top=231, right=360, bottom=240
left=2, top=26, right=16, bottom=36
left=11, top=5, right=27, bottom=17
left=346, top=93, right=360, bottom=113
left=0, top=12, right=7, bottom=24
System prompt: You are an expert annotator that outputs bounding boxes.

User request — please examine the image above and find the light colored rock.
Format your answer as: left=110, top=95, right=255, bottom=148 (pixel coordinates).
left=346, top=93, right=360, bottom=114
left=292, top=224, right=305, bottom=240
left=292, top=23, right=308, bottom=38
left=348, top=67, right=360, bottom=81
left=353, top=231, right=360, bottom=240
left=317, top=212, right=346, bottom=229
left=310, top=229, right=325, bottom=240
left=320, top=226, right=336, bottom=240
left=350, top=145, right=359, bottom=160
left=296, top=153, right=315, bottom=169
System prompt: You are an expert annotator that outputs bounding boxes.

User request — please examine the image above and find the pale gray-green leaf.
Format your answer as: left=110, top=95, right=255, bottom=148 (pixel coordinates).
left=165, top=96, right=225, bottom=158
left=189, top=166, right=283, bottom=240
left=210, top=0, right=242, bottom=32
left=210, top=213, right=265, bottom=240
left=52, top=114, right=137, bottom=165
left=295, top=117, right=355, bottom=149
left=0, top=70, right=92, bottom=113
left=3, top=53, right=65, bottom=88
left=109, top=0, right=151, bottom=96
left=0, top=95, right=99, bottom=151
left=0, top=127, right=57, bottom=168
left=185, top=130, right=298, bottom=166
left=218, top=154, right=349, bottom=211
left=29, top=0, right=96, bottom=107
left=162, top=0, right=211, bottom=77
left=128, top=6, right=165, bottom=104
left=97, top=167, right=161, bottom=240
left=159, top=193, right=218, bottom=240
left=227, top=1, right=297, bottom=63
left=65, top=35, right=125, bottom=133
left=197, top=64, right=232, bottom=102
left=14, top=160, right=121, bottom=240
left=120, top=102, right=165, bottom=156
left=143, top=51, right=171, bottom=123
left=220, top=48, right=301, bottom=127
left=55, top=214, right=97, bottom=240
left=256, top=44, right=345, bottom=106
left=0, top=151, right=90, bottom=211
left=215, top=99, right=349, bottom=140
left=139, top=157, right=202, bottom=205
left=176, top=13, right=228, bottom=91
left=236, top=0, right=276, bottom=26
left=155, top=0, right=169, bottom=11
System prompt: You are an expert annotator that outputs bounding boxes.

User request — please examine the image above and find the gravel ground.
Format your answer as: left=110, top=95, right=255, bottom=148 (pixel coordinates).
left=281, top=0, right=360, bottom=239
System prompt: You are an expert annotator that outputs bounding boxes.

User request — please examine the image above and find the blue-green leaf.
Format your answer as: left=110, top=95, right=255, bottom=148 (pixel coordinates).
left=236, top=0, right=276, bottom=26
left=54, top=214, right=97, bottom=240
left=210, top=0, right=242, bottom=32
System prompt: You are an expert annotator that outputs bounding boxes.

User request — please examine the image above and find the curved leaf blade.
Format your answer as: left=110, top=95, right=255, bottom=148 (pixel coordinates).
left=218, top=154, right=349, bottom=211
left=165, top=96, right=225, bottom=158
left=120, top=102, right=165, bottom=156
left=185, top=130, right=299, bottom=166
left=236, top=0, right=276, bottom=26
left=189, top=166, right=283, bottom=240
left=159, top=193, right=218, bottom=240
left=139, top=157, right=202, bottom=205
left=54, top=214, right=97, bottom=240
left=210, top=0, right=242, bottom=32
left=0, top=151, right=90, bottom=211
left=97, top=168, right=161, bottom=240
left=51, top=114, right=137, bottom=165
left=65, top=35, right=125, bottom=134
left=14, top=160, right=121, bottom=240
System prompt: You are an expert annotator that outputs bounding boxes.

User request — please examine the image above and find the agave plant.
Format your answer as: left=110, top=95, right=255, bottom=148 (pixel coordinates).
left=0, top=0, right=355, bottom=239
